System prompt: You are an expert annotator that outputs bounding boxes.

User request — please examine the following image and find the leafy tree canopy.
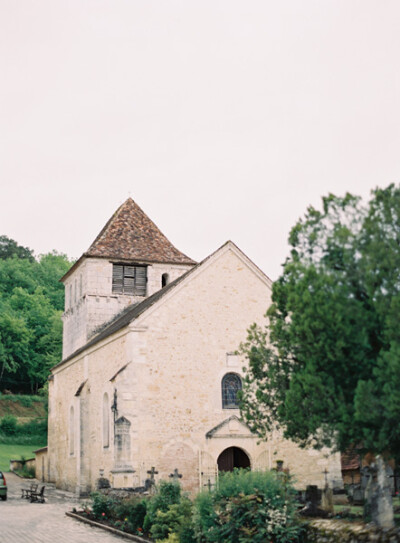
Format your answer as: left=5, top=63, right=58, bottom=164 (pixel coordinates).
left=0, top=237, right=72, bottom=392
left=0, top=235, right=34, bottom=261
left=240, top=184, right=400, bottom=460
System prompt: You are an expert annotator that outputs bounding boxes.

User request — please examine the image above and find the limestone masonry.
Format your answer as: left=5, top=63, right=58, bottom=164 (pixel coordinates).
left=45, top=198, right=342, bottom=495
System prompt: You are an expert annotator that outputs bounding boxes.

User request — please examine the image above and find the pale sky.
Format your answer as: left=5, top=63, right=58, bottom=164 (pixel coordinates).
left=1, top=1, right=399, bottom=279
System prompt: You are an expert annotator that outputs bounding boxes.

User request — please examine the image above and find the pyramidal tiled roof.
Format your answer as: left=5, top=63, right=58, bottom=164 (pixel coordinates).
left=84, top=198, right=195, bottom=265
left=61, top=199, right=196, bottom=282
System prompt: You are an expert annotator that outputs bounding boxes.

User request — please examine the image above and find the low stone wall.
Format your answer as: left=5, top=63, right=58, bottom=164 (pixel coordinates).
left=10, top=458, right=35, bottom=472
left=306, top=519, right=400, bottom=542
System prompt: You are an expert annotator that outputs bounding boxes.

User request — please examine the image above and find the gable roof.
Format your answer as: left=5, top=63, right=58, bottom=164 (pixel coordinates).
left=61, top=198, right=195, bottom=281
left=53, top=241, right=272, bottom=370
left=205, top=415, right=254, bottom=439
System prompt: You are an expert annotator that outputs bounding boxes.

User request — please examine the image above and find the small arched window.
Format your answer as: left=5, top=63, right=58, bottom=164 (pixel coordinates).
left=222, top=373, right=242, bottom=409
left=103, top=392, right=110, bottom=448
left=69, top=406, right=75, bottom=455
left=161, top=273, right=169, bottom=288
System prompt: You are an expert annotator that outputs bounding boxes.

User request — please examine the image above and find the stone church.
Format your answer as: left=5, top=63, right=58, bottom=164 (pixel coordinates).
left=44, top=198, right=342, bottom=495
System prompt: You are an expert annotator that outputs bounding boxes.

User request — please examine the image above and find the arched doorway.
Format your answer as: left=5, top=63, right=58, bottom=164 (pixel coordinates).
left=217, top=447, right=250, bottom=472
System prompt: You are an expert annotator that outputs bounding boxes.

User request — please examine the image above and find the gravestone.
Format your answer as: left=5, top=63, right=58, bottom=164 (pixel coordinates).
left=300, top=485, right=329, bottom=518
left=370, top=457, right=394, bottom=528
left=169, top=468, right=183, bottom=482
left=321, top=469, right=334, bottom=514
left=351, top=485, right=364, bottom=505
left=96, top=476, right=111, bottom=489
left=145, top=466, right=158, bottom=493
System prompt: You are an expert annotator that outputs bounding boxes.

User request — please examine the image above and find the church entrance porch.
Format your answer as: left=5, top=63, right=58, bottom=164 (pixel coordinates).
left=217, top=447, right=250, bottom=472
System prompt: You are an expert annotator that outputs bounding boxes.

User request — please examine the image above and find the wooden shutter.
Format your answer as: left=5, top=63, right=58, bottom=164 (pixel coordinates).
left=112, top=265, right=124, bottom=293
left=124, top=266, right=136, bottom=295
left=134, top=266, right=147, bottom=296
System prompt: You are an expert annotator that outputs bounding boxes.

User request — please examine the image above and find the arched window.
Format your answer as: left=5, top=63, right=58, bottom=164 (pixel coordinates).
left=161, top=273, right=169, bottom=288
left=69, top=406, right=75, bottom=455
left=221, top=373, right=242, bottom=409
left=103, top=392, right=110, bottom=448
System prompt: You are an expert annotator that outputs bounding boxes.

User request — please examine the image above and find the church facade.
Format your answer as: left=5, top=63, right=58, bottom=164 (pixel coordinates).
left=45, top=199, right=342, bottom=495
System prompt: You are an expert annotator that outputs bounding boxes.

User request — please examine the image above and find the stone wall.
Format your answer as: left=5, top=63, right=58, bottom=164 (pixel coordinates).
left=10, top=457, right=35, bottom=472
left=34, top=447, right=48, bottom=482
left=62, top=257, right=193, bottom=358
left=305, top=519, right=400, bottom=542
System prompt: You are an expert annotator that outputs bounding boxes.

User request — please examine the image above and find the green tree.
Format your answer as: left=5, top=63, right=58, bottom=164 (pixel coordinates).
left=240, top=185, right=400, bottom=528
left=0, top=242, right=72, bottom=392
left=0, top=301, right=32, bottom=383
left=0, top=235, right=34, bottom=261
left=8, top=287, right=63, bottom=392
left=35, top=252, right=71, bottom=311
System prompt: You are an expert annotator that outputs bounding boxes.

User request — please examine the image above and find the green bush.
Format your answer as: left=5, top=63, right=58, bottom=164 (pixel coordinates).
left=18, top=418, right=47, bottom=436
left=150, top=496, right=195, bottom=543
left=143, top=481, right=182, bottom=532
left=91, top=492, right=117, bottom=520
left=114, top=497, right=147, bottom=532
left=16, top=396, right=33, bottom=408
left=193, top=469, right=304, bottom=543
left=0, top=415, right=47, bottom=441
left=89, top=492, right=148, bottom=533
left=0, top=414, right=17, bottom=435
left=16, top=464, right=36, bottom=478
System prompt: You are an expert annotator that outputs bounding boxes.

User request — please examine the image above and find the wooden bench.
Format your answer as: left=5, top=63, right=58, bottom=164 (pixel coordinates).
left=30, top=485, right=45, bottom=503
left=21, top=483, right=38, bottom=499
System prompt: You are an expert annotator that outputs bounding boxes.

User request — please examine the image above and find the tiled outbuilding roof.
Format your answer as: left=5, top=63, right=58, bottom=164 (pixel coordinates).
left=341, top=450, right=361, bottom=471
left=61, top=198, right=195, bottom=281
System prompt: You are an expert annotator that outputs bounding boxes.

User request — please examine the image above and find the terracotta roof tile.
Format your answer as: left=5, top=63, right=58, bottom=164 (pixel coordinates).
left=85, top=198, right=195, bottom=265
left=341, top=450, right=361, bottom=471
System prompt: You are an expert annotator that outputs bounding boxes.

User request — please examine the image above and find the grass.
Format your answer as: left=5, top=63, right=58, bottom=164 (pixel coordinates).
left=0, top=443, right=45, bottom=472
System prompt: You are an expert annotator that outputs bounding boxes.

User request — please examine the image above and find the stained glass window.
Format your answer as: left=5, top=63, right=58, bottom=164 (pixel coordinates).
left=222, top=373, right=242, bottom=409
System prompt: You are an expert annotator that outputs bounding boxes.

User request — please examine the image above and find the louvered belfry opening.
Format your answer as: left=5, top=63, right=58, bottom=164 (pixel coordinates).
left=112, top=264, right=147, bottom=296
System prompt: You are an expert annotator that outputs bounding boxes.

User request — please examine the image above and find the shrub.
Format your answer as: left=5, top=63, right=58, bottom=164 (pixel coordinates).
left=16, top=464, right=36, bottom=478
left=90, top=492, right=117, bottom=521
left=143, top=481, right=182, bottom=532
left=193, top=469, right=303, bottom=543
left=114, top=497, right=147, bottom=532
left=150, top=496, right=194, bottom=542
left=0, top=414, right=17, bottom=435
left=0, top=414, right=47, bottom=441
left=19, top=418, right=47, bottom=436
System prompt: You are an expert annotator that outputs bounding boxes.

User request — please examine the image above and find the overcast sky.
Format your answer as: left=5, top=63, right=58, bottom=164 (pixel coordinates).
left=1, top=1, right=399, bottom=279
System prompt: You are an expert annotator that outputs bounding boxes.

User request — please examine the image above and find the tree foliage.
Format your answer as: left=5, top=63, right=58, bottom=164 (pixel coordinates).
left=0, top=238, right=71, bottom=392
left=0, top=235, right=34, bottom=261
left=240, top=184, right=400, bottom=460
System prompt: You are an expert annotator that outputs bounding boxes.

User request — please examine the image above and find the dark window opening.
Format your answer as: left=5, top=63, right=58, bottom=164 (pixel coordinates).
left=161, top=273, right=169, bottom=288
left=112, top=264, right=147, bottom=296
left=222, top=373, right=242, bottom=409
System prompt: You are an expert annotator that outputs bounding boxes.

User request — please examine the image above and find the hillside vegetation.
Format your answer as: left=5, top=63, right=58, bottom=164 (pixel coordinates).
left=0, top=394, right=47, bottom=419
left=0, top=235, right=72, bottom=393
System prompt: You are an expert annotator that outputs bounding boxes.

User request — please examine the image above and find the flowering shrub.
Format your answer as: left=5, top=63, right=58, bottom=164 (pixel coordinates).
left=90, top=492, right=117, bottom=520
left=193, top=469, right=303, bottom=543
left=88, top=471, right=303, bottom=543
